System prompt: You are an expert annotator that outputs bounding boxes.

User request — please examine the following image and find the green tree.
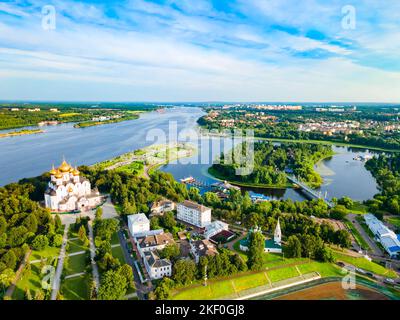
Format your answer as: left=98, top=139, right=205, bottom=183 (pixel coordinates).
left=98, top=269, right=127, bottom=300
left=118, top=264, right=135, bottom=290
left=95, top=207, right=103, bottom=220
left=52, top=234, right=63, bottom=247
left=32, top=235, right=49, bottom=251
left=330, top=205, right=347, bottom=220
left=284, top=235, right=302, bottom=258
left=172, top=259, right=196, bottom=286
left=0, top=268, right=15, bottom=295
left=247, top=229, right=264, bottom=271
left=0, top=251, right=17, bottom=271
left=159, top=244, right=180, bottom=261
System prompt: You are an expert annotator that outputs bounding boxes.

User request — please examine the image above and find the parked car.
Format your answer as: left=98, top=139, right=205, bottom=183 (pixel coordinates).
left=384, top=278, right=396, bottom=285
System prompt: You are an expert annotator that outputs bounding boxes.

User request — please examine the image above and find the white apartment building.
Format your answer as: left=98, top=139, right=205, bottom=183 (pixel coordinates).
left=127, top=213, right=150, bottom=236
left=177, top=200, right=211, bottom=228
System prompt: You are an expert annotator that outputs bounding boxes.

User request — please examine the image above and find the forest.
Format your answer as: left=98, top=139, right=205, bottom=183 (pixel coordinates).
left=210, top=142, right=333, bottom=188
left=365, top=154, right=400, bottom=216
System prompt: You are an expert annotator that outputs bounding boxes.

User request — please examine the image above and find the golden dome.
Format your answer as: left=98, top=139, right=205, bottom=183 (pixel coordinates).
left=55, top=172, right=63, bottom=179
left=49, top=165, right=57, bottom=175
left=72, top=167, right=80, bottom=176
left=59, top=160, right=71, bottom=173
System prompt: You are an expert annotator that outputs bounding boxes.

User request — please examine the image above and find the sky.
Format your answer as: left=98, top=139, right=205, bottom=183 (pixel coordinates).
left=0, top=0, right=399, bottom=102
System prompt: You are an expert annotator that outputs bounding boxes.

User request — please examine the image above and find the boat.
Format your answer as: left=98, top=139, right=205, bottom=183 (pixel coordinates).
left=180, top=176, right=195, bottom=184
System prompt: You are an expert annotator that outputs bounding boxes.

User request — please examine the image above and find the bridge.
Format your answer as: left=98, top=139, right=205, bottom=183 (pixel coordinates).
left=286, top=175, right=335, bottom=208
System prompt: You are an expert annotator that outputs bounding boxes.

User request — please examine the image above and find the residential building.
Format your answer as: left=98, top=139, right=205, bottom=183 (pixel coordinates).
left=177, top=200, right=211, bottom=227
left=190, top=239, right=218, bottom=263
left=143, top=250, right=172, bottom=280
left=135, top=231, right=175, bottom=255
left=127, top=213, right=150, bottom=236
left=150, top=199, right=176, bottom=217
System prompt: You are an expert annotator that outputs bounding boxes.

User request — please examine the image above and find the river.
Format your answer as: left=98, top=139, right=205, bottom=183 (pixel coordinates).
left=0, top=107, right=380, bottom=202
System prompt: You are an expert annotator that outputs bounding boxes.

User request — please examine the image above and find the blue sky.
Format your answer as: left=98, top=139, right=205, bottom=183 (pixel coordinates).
left=0, top=0, right=399, bottom=102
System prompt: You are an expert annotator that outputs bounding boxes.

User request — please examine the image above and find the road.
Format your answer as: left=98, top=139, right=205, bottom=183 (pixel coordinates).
left=51, top=224, right=69, bottom=300
left=117, top=228, right=152, bottom=299
left=347, top=214, right=384, bottom=257
left=88, top=221, right=100, bottom=294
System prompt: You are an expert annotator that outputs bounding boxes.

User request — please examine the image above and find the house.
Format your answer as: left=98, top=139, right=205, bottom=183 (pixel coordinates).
left=127, top=213, right=150, bottom=236
left=150, top=199, right=176, bottom=217
left=177, top=200, right=211, bottom=227
left=190, top=239, right=218, bottom=263
left=240, top=220, right=282, bottom=254
left=135, top=231, right=175, bottom=255
left=203, top=220, right=229, bottom=239
left=143, top=250, right=172, bottom=280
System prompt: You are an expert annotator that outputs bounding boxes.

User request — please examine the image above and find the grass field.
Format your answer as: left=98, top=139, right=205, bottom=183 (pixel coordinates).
left=12, top=263, right=46, bottom=300
left=267, top=266, right=300, bottom=282
left=333, top=252, right=397, bottom=278
left=61, top=275, right=89, bottom=300
left=233, top=272, right=269, bottom=291
left=112, top=245, right=125, bottom=265
left=30, top=246, right=60, bottom=262
left=65, top=254, right=87, bottom=276
left=67, top=238, right=87, bottom=254
left=171, top=261, right=332, bottom=300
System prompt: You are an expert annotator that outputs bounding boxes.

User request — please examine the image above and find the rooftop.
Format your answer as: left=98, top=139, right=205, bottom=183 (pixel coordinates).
left=127, top=213, right=149, bottom=225
left=179, top=200, right=211, bottom=213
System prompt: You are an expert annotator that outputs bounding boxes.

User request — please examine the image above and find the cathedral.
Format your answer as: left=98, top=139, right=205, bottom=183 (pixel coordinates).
left=44, top=160, right=102, bottom=212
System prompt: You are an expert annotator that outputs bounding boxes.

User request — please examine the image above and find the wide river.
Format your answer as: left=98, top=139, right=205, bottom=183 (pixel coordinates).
left=0, top=107, right=379, bottom=202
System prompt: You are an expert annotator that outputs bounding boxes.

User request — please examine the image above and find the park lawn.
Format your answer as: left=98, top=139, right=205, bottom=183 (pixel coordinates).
left=112, top=245, right=126, bottom=265
left=297, top=262, right=344, bottom=278
left=30, top=246, right=60, bottom=262
left=233, top=272, right=269, bottom=291
left=266, top=266, right=300, bottom=283
left=65, top=253, right=87, bottom=276
left=111, top=232, right=120, bottom=245
left=333, top=252, right=397, bottom=278
left=67, top=238, right=87, bottom=254
left=117, top=161, right=144, bottom=175
left=12, top=263, right=45, bottom=300
left=61, top=275, right=89, bottom=300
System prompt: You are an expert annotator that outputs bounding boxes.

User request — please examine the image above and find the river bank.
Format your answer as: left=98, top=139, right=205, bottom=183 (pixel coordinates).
left=0, top=129, right=44, bottom=139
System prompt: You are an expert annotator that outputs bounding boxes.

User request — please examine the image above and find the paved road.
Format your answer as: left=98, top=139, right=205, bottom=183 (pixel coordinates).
left=117, top=229, right=152, bottom=299
left=51, top=224, right=69, bottom=300
left=88, top=221, right=100, bottom=294
left=347, top=214, right=384, bottom=257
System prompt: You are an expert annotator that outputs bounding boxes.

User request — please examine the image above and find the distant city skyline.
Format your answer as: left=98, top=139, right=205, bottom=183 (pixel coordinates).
left=1, top=0, right=400, bottom=102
